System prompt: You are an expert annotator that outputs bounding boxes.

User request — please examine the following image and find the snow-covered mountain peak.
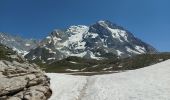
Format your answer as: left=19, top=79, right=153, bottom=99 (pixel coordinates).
left=44, top=25, right=89, bottom=43
left=25, top=20, right=157, bottom=63
left=89, top=21, right=131, bottom=44
left=97, top=20, right=112, bottom=24
left=51, top=29, right=60, bottom=36
left=67, top=25, right=89, bottom=34
left=96, top=20, right=126, bottom=32
left=97, top=20, right=109, bottom=27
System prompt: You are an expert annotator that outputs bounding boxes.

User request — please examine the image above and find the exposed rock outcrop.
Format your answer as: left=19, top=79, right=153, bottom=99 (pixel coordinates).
left=0, top=44, right=51, bottom=100
left=0, top=60, right=51, bottom=100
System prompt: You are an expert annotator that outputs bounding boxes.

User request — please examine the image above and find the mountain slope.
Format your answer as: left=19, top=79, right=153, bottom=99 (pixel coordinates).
left=25, top=20, right=157, bottom=63
left=40, top=53, right=170, bottom=73
left=0, top=32, right=39, bottom=55
left=47, top=59, right=170, bottom=100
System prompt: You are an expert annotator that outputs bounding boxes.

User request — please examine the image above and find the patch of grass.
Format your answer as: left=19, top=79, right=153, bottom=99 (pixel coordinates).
left=30, top=53, right=170, bottom=73
left=121, top=53, right=170, bottom=70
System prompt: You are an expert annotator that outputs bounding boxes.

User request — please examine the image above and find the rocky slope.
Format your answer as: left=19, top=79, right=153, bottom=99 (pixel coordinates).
left=25, top=20, right=157, bottom=63
left=0, top=44, right=51, bottom=100
left=0, top=32, right=39, bottom=56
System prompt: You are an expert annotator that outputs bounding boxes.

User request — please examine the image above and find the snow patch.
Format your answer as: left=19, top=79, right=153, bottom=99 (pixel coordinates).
left=126, top=46, right=141, bottom=54
left=47, top=57, right=56, bottom=60
left=12, top=47, right=28, bottom=56
left=65, top=69, right=80, bottom=72
left=91, top=33, right=98, bottom=38
left=70, top=52, right=87, bottom=58
left=103, top=67, right=112, bottom=71
left=107, top=27, right=128, bottom=42
left=25, top=43, right=30, bottom=46
left=89, top=51, right=102, bottom=60
left=116, top=50, right=123, bottom=56
left=135, top=45, right=146, bottom=53
left=47, top=60, right=170, bottom=100
left=69, top=61, right=78, bottom=64
left=52, top=36, right=62, bottom=44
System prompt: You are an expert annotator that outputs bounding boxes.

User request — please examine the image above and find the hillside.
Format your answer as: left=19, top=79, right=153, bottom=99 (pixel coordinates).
left=39, top=53, right=170, bottom=73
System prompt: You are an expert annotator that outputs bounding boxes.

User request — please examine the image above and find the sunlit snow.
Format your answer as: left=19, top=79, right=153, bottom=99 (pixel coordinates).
left=47, top=60, right=170, bottom=100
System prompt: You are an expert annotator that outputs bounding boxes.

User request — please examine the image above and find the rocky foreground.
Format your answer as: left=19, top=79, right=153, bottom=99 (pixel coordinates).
left=0, top=60, right=51, bottom=100
left=0, top=44, right=51, bottom=100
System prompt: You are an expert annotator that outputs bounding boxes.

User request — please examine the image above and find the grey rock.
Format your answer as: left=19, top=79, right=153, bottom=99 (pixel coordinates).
left=0, top=60, right=51, bottom=100
left=7, top=97, right=21, bottom=100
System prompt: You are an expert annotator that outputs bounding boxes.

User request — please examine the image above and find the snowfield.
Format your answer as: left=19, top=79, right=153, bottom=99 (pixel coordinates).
left=47, top=60, right=170, bottom=100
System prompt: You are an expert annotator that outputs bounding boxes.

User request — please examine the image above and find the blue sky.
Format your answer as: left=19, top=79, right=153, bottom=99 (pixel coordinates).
left=0, top=0, right=170, bottom=52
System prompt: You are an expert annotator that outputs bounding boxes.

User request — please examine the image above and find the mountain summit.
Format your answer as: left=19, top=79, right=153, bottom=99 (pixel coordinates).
left=25, top=20, right=157, bottom=63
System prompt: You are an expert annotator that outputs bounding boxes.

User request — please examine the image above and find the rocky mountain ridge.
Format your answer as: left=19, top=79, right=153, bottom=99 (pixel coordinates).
left=25, top=20, right=157, bottom=63
left=0, top=32, right=39, bottom=56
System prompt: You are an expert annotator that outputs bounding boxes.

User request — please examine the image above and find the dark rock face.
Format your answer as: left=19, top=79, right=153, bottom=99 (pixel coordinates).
left=88, top=21, right=156, bottom=52
left=0, top=44, right=51, bottom=100
left=25, top=20, right=157, bottom=63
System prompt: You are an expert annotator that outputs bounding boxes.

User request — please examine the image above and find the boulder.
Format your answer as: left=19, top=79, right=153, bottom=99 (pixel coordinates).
left=0, top=60, right=51, bottom=100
